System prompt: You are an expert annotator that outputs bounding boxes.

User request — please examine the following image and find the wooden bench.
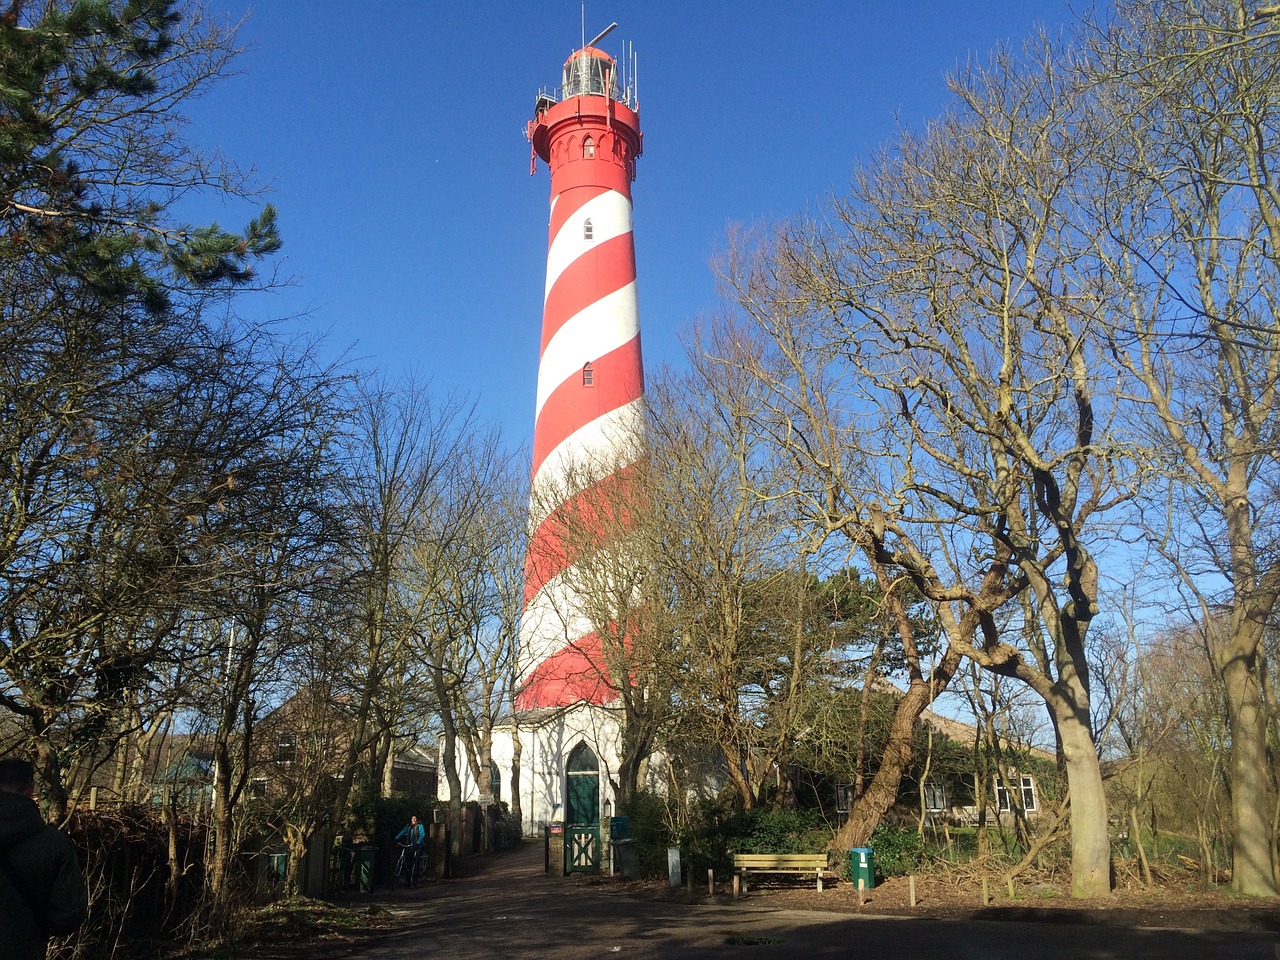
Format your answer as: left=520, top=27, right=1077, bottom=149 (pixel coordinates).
left=732, top=853, right=829, bottom=895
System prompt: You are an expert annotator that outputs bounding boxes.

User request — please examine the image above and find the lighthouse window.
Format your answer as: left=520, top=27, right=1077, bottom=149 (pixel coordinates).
left=583, top=136, right=595, bottom=159
left=583, top=218, right=594, bottom=241
left=582, top=363, right=595, bottom=387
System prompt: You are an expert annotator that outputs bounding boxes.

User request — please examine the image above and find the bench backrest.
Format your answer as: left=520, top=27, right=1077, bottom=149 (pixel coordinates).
left=733, top=853, right=827, bottom=868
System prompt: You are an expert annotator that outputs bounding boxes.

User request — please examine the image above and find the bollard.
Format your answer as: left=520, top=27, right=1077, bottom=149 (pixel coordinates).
left=982, top=875, right=990, bottom=905
left=708, top=868, right=714, bottom=896
left=1007, top=877, right=1015, bottom=899
left=857, top=877, right=866, bottom=905
left=733, top=875, right=741, bottom=899
left=909, top=875, right=916, bottom=907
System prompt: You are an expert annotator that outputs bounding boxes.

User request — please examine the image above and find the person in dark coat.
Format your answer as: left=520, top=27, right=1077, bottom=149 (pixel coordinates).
left=0, top=757, right=89, bottom=960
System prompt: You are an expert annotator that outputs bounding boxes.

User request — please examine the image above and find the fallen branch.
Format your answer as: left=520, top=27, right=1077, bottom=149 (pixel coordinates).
left=1002, top=789, right=1070, bottom=887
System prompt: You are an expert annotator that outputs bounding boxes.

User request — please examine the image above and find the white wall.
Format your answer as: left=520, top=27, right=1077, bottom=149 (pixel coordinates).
left=446, top=704, right=625, bottom=836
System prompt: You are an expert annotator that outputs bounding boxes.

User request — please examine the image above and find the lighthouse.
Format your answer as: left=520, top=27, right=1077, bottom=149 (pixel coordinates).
left=448, top=31, right=648, bottom=848
left=518, top=31, right=645, bottom=712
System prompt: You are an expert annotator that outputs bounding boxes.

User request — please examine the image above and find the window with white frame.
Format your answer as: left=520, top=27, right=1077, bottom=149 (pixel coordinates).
left=996, top=775, right=1037, bottom=813
left=923, top=779, right=947, bottom=812
left=276, top=734, right=297, bottom=763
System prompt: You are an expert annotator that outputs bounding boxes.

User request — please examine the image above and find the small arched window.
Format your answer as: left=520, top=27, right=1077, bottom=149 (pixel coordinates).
left=583, top=218, right=593, bottom=241
left=582, top=362, right=595, bottom=387
left=583, top=136, right=595, bottom=158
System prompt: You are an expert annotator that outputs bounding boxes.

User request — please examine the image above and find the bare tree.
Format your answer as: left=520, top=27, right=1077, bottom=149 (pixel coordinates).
left=328, top=375, right=476, bottom=834
left=523, top=433, right=675, bottom=806
left=1080, top=0, right=1280, bottom=896
left=716, top=34, right=1130, bottom=895
left=405, top=423, right=521, bottom=853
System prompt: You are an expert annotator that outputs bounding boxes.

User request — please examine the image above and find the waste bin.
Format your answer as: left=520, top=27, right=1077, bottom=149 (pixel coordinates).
left=611, top=838, right=639, bottom=878
left=354, top=845, right=377, bottom=892
left=850, top=847, right=875, bottom=890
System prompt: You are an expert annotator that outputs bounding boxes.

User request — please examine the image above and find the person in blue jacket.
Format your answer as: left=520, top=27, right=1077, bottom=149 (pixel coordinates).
left=395, top=814, right=426, bottom=882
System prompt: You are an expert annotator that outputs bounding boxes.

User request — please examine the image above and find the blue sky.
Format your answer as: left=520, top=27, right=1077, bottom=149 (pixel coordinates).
left=188, top=1, right=1082, bottom=449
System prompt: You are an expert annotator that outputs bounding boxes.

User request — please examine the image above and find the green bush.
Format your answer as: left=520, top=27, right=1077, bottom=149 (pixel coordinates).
left=622, top=790, right=680, bottom=879
left=492, top=806, right=523, bottom=851
left=622, top=792, right=839, bottom=882
left=732, top=809, right=828, bottom=855
left=868, top=824, right=924, bottom=877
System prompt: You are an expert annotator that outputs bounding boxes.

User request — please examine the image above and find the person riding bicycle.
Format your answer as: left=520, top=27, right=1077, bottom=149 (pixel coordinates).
left=394, top=814, right=426, bottom=882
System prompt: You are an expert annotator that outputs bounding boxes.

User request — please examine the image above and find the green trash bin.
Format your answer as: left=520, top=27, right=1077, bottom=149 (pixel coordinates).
left=850, top=847, right=875, bottom=890
left=354, top=845, right=377, bottom=892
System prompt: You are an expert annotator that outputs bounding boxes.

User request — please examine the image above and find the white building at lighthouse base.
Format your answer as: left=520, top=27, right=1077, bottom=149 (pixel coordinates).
left=450, top=702, right=668, bottom=836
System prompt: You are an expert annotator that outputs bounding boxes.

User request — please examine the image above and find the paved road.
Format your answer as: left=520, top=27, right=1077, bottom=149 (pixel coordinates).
left=355, top=842, right=1278, bottom=959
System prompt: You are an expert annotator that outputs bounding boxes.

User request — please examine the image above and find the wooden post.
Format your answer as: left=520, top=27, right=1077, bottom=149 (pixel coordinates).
left=733, top=874, right=741, bottom=899
left=857, top=877, right=866, bottom=905
left=1007, top=877, right=1015, bottom=900
left=909, top=875, right=916, bottom=907
left=982, top=875, right=989, bottom=905
left=708, top=867, right=714, bottom=896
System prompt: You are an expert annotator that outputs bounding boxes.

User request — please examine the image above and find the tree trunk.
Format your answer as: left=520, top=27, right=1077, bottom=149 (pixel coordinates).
left=1131, top=806, right=1152, bottom=887
left=509, top=721, right=523, bottom=824
left=283, top=824, right=308, bottom=897
left=1221, top=645, right=1279, bottom=895
left=832, top=649, right=960, bottom=850
left=208, top=739, right=236, bottom=901
left=435, top=679, right=465, bottom=860
left=1054, top=699, right=1110, bottom=897
left=377, top=727, right=394, bottom=798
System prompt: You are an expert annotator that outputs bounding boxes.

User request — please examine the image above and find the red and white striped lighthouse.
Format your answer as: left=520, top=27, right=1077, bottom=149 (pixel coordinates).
left=517, top=33, right=645, bottom=711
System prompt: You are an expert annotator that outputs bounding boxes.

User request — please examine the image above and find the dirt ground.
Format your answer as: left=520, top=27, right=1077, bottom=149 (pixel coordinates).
left=606, top=865, right=1280, bottom=935
left=179, top=851, right=1280, bottom=959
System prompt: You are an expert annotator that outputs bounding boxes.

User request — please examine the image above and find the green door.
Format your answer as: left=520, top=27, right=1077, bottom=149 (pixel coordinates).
left=565, top=743, right=600, bottom=873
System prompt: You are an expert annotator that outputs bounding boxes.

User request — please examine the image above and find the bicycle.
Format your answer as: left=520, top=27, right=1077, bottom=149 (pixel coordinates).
left=391, top=841, right=423, bottom=889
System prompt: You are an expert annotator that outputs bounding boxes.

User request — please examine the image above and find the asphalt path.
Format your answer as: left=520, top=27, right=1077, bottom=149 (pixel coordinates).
left=357, top=842, right=1279, bottom=959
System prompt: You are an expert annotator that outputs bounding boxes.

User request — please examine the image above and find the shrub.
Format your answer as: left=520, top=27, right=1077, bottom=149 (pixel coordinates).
left=492, top=805, right=523, bottom=851
left=621, top=790, right=679, bottom=880
left=867, top=824, right=924, bottom=877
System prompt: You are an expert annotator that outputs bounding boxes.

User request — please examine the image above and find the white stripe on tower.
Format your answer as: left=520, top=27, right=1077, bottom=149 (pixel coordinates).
left=519, top=44, right=645, bottom=710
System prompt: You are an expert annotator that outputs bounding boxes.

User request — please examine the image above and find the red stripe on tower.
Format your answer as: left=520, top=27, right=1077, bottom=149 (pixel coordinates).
left=518, top=40, right=645, bottom=711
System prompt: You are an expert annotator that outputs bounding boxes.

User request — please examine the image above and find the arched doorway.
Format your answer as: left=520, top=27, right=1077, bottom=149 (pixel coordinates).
left=564, top=743, right=600, bottom=872
left=565, top=743, right=599, bottom=823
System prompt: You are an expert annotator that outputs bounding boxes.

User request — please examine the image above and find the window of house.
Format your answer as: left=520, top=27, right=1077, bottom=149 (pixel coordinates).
left=923, top=780, right=947, bottom=812
left=583, top=218, right=593, bottom=241
left=489, top=762, right=501, bottom=801
left=997, top=775, right=1037, bottom=813
left=582, top=362, right=594, bottom=387
left=251, top=777, right=268, bottom=799
left=1021, top=775, right=1037, bottom=812
left=583, top=136, right=595, bottom=158
left=276, top=734, right=297, bottom=763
